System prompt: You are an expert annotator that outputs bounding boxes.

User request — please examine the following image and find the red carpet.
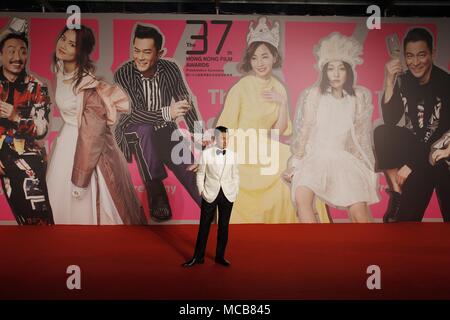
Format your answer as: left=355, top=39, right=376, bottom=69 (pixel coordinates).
left=1, top=223, right=450, bottom=300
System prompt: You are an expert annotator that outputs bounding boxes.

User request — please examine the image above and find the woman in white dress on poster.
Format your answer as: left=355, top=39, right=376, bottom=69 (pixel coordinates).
left=283, top=33, right=379, bottom=223
left=47, top=25, right=146, bottom=225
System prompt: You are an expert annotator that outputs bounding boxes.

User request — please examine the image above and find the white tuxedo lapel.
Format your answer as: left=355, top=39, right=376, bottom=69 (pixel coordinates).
left=198, top=147, right=239, bottom=203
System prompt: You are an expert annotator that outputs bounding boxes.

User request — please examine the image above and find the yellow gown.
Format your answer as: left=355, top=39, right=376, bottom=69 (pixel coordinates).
left=217, top=75, right=298, bottom=223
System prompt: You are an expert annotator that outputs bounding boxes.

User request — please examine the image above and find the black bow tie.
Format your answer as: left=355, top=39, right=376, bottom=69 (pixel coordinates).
left=216, top=149, right=226, bottom=155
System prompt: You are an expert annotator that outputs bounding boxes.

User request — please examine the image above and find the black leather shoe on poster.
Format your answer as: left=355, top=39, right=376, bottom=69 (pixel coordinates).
left=148, top=180, right=173, bottom=222
left=150, top=202, right=172, bottom=222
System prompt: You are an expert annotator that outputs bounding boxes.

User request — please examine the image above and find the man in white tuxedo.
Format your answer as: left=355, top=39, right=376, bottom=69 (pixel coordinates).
left=183, top=126, right=239, bottom=267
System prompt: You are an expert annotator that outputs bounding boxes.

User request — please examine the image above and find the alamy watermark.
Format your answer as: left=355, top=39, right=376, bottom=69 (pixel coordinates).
left=366, top=5, right=381, bottom=30
left=170, top=121, right=282, bottom=175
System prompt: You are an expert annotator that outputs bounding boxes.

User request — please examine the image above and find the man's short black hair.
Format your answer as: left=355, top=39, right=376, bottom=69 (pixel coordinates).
left=404, top=27, right=433, bottom=52
left=133, top=24, right=163, bottom=51
left=214, top=126, right=228, bottom=139
left=0, top=33, right=28, bottom=52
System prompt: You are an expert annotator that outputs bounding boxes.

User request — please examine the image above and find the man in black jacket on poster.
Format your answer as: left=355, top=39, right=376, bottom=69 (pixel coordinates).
left=374, top=27, right=450, bottom=222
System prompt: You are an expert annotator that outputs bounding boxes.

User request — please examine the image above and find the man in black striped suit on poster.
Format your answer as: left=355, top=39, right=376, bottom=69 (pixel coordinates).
left=114, top=24, right=202, bottom=222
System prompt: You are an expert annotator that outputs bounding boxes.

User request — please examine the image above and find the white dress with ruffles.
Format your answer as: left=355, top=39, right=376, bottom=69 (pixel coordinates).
left=287, top=86, right=379, bottom=209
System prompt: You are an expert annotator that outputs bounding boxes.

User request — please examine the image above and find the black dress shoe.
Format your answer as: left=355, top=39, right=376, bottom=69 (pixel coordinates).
left=383, top=189, right=401, bottom=223
left=150, top=205, right=172, bottom=222
left=147, top=180, right=173, bottom=222
left=182, top=257, right=204, bottom=267
left=214, top=257, right=231, bottom=267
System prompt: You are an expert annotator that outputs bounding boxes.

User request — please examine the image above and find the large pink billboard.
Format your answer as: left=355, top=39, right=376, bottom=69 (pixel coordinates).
left=0, top=13, right=449, bottom=224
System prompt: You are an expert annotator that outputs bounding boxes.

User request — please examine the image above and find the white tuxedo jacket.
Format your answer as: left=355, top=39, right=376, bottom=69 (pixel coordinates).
left=196, top=147, right=240, bottom=203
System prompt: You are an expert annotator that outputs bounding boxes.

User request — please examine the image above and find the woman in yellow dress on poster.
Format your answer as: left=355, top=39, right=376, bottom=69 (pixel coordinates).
left=216, top=17, right=328, bottom=223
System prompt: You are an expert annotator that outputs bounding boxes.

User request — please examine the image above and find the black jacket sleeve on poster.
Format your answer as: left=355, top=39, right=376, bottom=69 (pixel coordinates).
left=431, top=66, right=450, bottom=146
left=381, top=78, right=405, bottom=126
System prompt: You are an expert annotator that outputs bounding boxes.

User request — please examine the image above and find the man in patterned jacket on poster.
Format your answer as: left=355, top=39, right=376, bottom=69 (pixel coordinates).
left=114, top=23, right=202, bottom=222
left=0, top=18, right=53, bottom=225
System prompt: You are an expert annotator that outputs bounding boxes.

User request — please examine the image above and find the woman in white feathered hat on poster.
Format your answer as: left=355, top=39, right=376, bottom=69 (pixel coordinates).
left=283, top=32, right=380, bottom=223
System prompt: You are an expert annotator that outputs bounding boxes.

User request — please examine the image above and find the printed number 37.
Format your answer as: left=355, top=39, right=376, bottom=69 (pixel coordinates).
left=186, top=20, right=232, bottom=55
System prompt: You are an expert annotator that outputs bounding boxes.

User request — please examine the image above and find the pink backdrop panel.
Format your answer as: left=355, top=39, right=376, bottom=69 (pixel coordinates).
left=0, top=15, right=448, bottom=222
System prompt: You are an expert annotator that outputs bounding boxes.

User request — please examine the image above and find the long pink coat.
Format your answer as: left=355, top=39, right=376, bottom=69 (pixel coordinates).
left=70, top=75, right=147, bottom=225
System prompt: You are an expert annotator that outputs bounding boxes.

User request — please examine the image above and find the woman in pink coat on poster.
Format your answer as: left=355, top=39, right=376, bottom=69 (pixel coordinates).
left=46, top=25, right=146, bottom=225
